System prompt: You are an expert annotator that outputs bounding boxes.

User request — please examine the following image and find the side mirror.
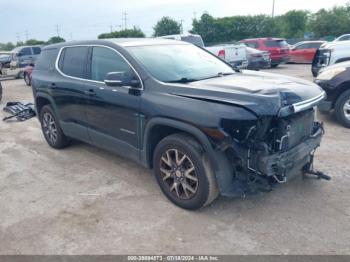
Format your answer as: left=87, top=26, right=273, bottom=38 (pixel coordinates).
left=104, top=72, right=141, bottom=88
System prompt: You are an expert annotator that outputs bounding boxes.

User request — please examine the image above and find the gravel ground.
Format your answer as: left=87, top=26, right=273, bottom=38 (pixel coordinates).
left=0, top=64, right=349, bottom=255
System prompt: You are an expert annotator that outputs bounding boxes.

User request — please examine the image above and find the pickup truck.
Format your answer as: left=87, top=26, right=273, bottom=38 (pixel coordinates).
left=312, top=40, right=350, bottom=76
left=206, top=44, right=248, bottom=69
left=157, top=34, right=248, bottom=69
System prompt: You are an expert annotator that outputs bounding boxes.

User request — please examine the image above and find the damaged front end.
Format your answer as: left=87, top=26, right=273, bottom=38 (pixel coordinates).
left=219, top=106, right=328, bottom=197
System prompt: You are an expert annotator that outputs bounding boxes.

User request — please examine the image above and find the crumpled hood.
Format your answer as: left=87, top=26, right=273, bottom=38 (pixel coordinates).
left=171, top=70, right=325, bottom=116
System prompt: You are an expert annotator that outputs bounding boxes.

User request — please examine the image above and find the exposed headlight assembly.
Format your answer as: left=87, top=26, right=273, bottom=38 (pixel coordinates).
left=317, top=67, right=346, bottom=81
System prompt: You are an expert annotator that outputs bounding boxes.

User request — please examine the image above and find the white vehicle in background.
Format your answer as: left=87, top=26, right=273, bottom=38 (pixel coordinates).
left=157, top=34, right=205, bottom=47
left=312, top=40, right=350, bottom=76
left=206, top=44, right=248, bottom=69
left=158, top=34, right=248, bottom=69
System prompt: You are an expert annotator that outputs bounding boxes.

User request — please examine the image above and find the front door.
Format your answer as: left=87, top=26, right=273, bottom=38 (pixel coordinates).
left=84, top=46, right=142, bottom=161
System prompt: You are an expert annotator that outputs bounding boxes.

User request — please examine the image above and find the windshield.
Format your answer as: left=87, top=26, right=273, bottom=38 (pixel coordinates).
left=127, top=44, right=234, bottom=82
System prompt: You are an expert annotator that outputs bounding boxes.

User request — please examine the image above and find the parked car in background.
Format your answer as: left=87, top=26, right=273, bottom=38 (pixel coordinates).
left=157, top=34, right=205, bottom=47
left=315, top=61, right=350, bottom=128
left=0, top=51, right=11, bottom=71
left=239, top=38, right=290, bottom=68
left=245, top=47, right=271, bottom=70
left=32, top=39, right=326, bottom=210
left=11, top=45, right=42, bottom=69
left=23, top=65, right=33, bottom=86
left=289, top=41, right=326, bottom=63
left=312, top=40, right=350, bottom=76
left=206, top=44, right=248, bottom=69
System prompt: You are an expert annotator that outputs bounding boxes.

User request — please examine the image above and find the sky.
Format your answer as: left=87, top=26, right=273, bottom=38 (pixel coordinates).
left=0, top=0, right=349, bottom=43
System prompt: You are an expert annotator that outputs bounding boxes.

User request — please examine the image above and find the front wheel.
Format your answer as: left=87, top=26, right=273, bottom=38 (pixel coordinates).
left=153, top=133, right=219, bottom=210
left=335, top=90, right=350, bottom=128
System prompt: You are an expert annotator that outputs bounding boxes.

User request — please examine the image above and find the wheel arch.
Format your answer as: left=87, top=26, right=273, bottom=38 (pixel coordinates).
left=332, top=81, right=350, bottom=108
left=142, top=117, right=219, bottom=171
left=35, top=93, right=57, bottom=115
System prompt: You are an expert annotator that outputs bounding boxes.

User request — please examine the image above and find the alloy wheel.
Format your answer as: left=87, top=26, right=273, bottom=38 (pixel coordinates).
left=159, top=149, right=199, bottom=200
left=42, top=112, right=58, bottom=144
left=343, top=98, right=350, bottom=120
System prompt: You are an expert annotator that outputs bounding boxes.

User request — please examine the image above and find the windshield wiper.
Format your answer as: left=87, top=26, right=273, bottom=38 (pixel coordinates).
left=167, top=78, right=199, bottom=83
left=198, top=72, right=235, bottom=81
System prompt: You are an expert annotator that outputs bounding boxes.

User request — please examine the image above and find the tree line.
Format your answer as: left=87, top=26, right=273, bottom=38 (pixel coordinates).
left=1, top=2, right=350, bottom=50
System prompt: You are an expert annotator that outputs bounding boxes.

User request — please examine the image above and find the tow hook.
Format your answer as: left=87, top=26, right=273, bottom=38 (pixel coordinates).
left=303, top=169, right=331, bottom=181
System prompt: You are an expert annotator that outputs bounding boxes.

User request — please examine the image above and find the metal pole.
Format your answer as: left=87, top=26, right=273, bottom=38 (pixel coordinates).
left=272, top=0, right=275, bottom=18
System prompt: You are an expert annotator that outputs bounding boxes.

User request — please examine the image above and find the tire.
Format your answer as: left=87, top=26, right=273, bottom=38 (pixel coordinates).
left=39, top=105, right=71, bottom=149
left=153, top=133, right=219, bottom=210
left=0, top=81, right=2, bottom=102
left=271, top=64, right=279, bottom=68
left=24, top=73, right=31, bottom=86
left=334, top=89, right=350, bottom=128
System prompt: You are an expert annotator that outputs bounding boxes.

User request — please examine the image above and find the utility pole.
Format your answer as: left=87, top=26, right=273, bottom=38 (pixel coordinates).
left=272, top=0, right=276, bottom=18
left=122, top=12, right=128, bottom=30
left=25, top=30, right=29, bottom=41
left=16, top=32, right=20, bottom=43
left=179, top=19, right=184, bottom=34
left=55, top=24, right=60, bottom=37
left=110, top=24, right=113, bottom=33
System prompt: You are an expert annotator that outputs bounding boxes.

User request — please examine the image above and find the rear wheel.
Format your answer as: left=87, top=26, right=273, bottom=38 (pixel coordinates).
left=271, top=64, right=279, bottom=68
left=153, top=133, right=218, bottom=210
left=39, top=105, right=71, bottom=149
left=335, top=90, right=350, bottom=128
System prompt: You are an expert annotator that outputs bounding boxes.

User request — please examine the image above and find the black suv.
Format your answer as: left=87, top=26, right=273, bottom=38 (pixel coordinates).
left=32, top=39, right=326, bottom=210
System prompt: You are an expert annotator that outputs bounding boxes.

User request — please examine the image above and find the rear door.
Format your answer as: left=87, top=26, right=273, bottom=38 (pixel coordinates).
left=18, top=47, right=33, bottom=68
left=53, top=46, right=90, bottom=141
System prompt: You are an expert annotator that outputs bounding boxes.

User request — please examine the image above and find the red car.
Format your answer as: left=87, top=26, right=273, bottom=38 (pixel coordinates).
left=289, top=41, right=326, bottom=63
left=239, top=38, right=290, bottom=68
left=22, top=65, right=33, bottom=86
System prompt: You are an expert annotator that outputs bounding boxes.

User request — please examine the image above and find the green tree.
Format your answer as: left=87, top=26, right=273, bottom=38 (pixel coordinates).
left=25, top=39, right=46, bottom=45
left=308, top=5, right=350, bottom=37
left=98, top=27, right=145, bottom=39
left=47, top=36, right=66, bottom=44
left=0, top=42, right=15, bottom=51
left=153, top=17, right=181, bottom=37
left=281, top=10, right=309, bottom=38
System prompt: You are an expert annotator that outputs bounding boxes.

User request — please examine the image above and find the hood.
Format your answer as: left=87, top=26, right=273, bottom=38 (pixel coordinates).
left=321, top=40, right=350, bottom=49
left=170, top=70, right=325, bottom=117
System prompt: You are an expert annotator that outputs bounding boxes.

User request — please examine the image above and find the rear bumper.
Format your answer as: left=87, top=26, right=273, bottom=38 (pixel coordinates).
left=247, top=59, right=271, bottom=70
left=271, top=55, right=290, bottom=65
left=230, top=60, right=248, bottom=69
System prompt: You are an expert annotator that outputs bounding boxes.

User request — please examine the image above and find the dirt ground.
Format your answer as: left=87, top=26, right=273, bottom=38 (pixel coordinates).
left=0, top=64, right=349, bottom=255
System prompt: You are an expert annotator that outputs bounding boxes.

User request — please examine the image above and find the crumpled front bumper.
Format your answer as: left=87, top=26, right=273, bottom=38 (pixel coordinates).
left=256, top=122, right=323, bottom=180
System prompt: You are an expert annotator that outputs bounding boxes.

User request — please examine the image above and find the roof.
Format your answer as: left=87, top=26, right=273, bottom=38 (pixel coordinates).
left=42, top=38, right=188, bottom=50
left=241, top=38, right=286, bottom=41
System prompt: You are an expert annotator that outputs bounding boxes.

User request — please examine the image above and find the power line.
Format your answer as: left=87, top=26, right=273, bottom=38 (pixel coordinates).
left=122, top=12, right=128, bottom=30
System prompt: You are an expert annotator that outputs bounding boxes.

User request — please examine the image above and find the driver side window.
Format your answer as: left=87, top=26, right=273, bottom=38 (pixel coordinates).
left=91, top=46, right=132, bottom=82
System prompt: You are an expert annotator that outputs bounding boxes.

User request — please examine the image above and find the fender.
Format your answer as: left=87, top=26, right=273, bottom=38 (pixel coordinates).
left=141, top=117, right=239, bottom=196
left=34, top=91, right=59, bottom=116
left=141, top=117, right=219, bottom=170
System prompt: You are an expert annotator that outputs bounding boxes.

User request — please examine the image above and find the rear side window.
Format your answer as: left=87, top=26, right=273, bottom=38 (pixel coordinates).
left=32, top=47, right=41, bottom=55
left=20, top=47, right=32, bottom=56
left=58, top=46, right=89, bottom=78
left=35, top=49, right=57, bottom=70
left=181, top=36, right=204, bottom=47
left=308, top=42, right=323, bottom=49
left=265, top=40, right=288, bottom=48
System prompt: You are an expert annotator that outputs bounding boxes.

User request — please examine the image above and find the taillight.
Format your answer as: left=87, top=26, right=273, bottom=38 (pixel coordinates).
left=218, top=49, right=225, bottom=60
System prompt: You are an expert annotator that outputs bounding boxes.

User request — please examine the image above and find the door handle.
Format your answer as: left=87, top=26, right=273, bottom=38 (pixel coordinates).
left=48, top=83, right=56, bottom=89
left=84, top=89, right=96, bottom=96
